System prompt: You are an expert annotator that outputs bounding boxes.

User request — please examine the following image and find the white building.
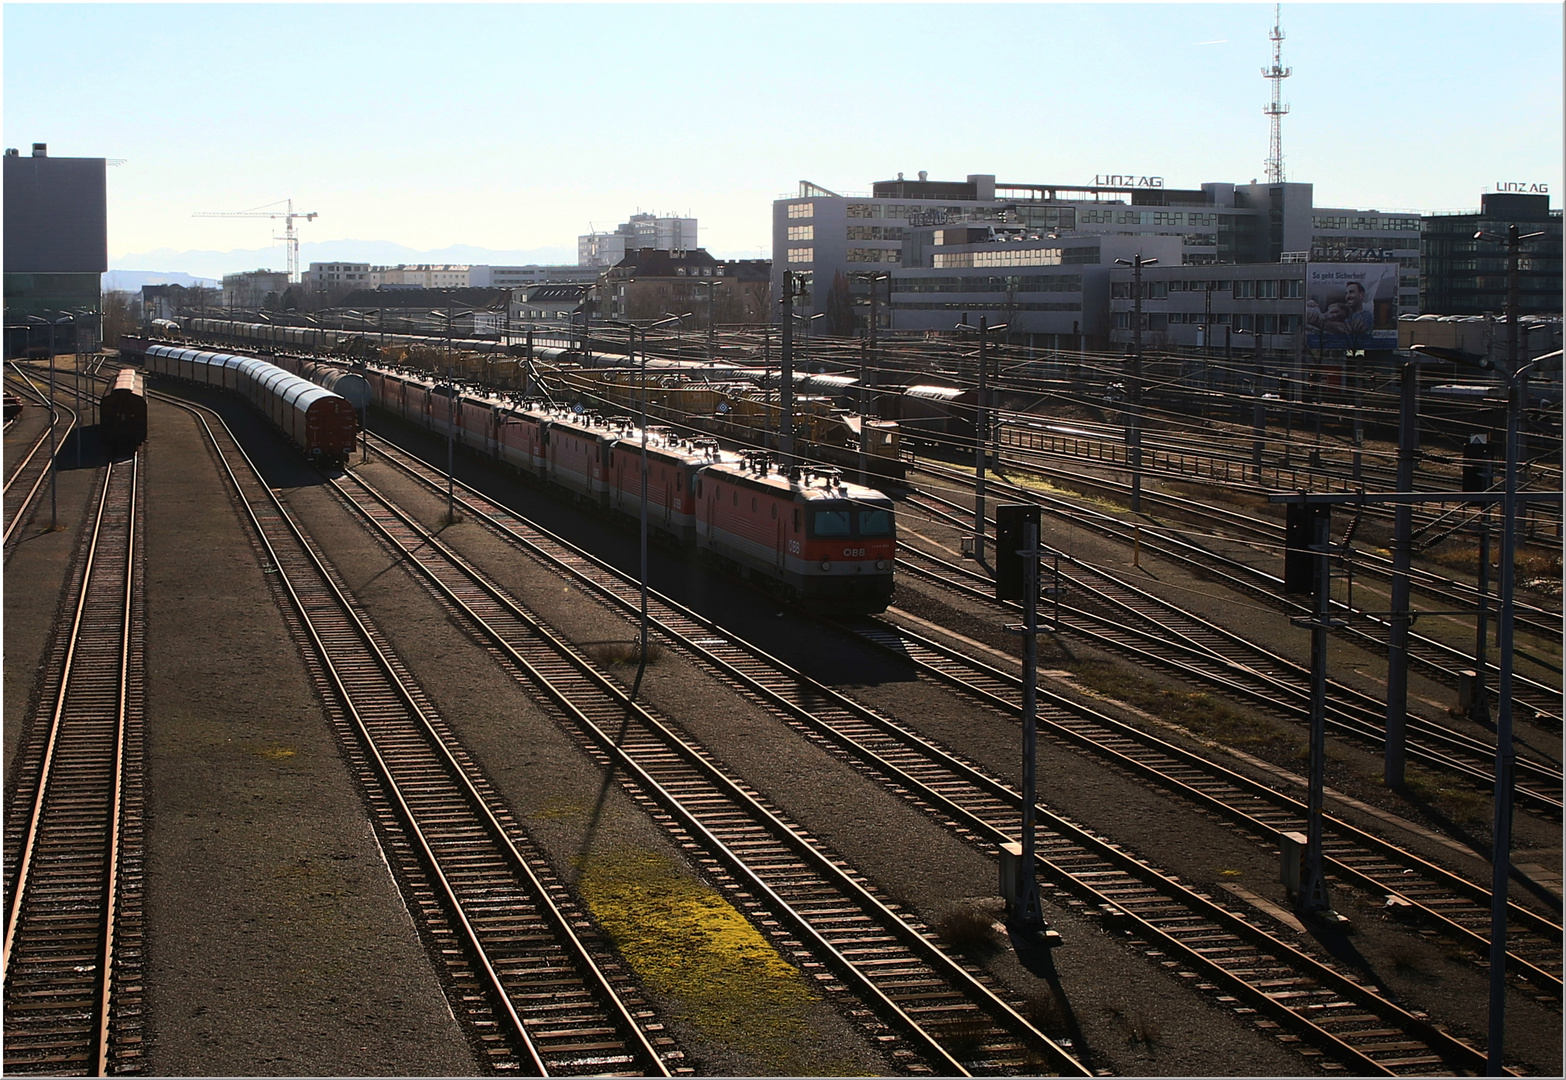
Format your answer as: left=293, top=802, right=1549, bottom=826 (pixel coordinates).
left=578, top=212, right=698, bottom=267
left=470, top=264, right=601, bottom=288
left=375, top=264, right=471, bottom=289
left=222, top=268, right=289, bottom=309
left=302, top=261, right=373, bottom=299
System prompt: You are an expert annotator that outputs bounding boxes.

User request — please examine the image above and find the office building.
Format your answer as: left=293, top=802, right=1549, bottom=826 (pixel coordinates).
left=1420, top=193, right=1563, bottom=316
left=771, top=172, right=1421, bottom=344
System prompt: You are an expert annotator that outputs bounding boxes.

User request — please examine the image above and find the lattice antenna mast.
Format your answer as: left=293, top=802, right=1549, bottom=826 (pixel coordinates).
left=1262, top=4, right=1292, bottom=183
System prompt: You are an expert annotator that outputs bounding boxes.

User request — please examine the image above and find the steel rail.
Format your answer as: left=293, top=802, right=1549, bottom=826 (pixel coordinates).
left=164, top=393, right=674, bottom=1077
left=908, top=460, right=1565, bottom=727
left=896, top=523, right=1563, bottom=811
left=331, top=461, right=1081, bottom=1076
left=358, top=430, right=1516, bottom=1074
left=2, top=456, right=138, bottom=1074
left=840, top=611, right=1562, bottom=999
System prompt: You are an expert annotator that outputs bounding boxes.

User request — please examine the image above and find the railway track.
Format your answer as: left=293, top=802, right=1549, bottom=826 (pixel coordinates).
left=979, top=434, right=1563, bottom=646
left=3, top=455, right=146, bottom=1075
left=358, top=428, right=1524, bottom=1074
left=899, top=493, right=1563, bottom=814
left=836, top=608, right=1562, bottom=999
left=4, top=367, right=78, bottom=562
left=332, top=446, right=1087, bottom=1076
left=166, top=394, right=684, bottom=1076
left=908, top=460, right=1564, bottom=729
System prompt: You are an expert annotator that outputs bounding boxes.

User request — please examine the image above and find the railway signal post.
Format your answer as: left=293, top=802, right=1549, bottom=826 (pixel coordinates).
left=995, top=504, right=1061, bottom=946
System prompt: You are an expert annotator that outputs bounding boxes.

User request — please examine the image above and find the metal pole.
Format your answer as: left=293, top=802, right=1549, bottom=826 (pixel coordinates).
left=1385, top=360, right=1417, bottom=788
left=1129, top=259, right=1143, bottom=512
left=1015, top=517, right=1043, bottom=928
left=636, top=326, right=650, bottom=687
left=1471, top=506, right=1492, bottom=724
left=446, top=308, right=455, bottom=522
left=707, top=281, right=716, bottom=365
left=1253, top=351, right=1265, bottom=483
left=975, top=317, right=988, bottom=556
left=780, top=272, right=795, bottom=466
left=1486, top=228, right=1526, bottom=1078
left=1298, top=506, right=1333, bottom=914
left=858, top=339, right=868, bottom=483
left=48, top=319, right=58, bottom=529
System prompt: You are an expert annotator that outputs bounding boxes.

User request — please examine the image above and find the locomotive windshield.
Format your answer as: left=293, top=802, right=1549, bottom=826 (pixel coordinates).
left=808, top=502, right=894, bottom=538
left=858, top=507, right=893, bottom=537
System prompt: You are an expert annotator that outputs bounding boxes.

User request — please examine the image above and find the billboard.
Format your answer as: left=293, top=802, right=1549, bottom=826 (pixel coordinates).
left=1306, top=263, right=1399, bottom=351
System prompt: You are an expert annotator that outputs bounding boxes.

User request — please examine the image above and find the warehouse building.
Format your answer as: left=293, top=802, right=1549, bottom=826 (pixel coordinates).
left=4, top=143, right=107, bottom=357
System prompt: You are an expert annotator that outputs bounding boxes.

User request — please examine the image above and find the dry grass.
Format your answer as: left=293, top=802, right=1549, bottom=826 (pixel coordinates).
left=1067, top=661, right=1295, bottom=756
left=1400, top=767, right=1488, bottom=825
left=932, top=905, right=1001, bottom=953
left=588, top=640, right=665, bottom=667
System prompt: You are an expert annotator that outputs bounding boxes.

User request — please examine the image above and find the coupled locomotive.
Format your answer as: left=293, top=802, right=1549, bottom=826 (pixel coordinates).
left=366, top=365, right=896, bottom=609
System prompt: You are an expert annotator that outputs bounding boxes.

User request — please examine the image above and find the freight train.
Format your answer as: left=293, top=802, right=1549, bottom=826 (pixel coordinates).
left=119, top=338, right=359, bottom=463
left=365, top=364, right=897, bottom=609
left=99, top=367, right=147, bottom=455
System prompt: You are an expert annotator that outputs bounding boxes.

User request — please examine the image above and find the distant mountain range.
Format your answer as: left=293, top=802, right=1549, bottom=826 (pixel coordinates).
left=108, top=240, right=580, bottom=284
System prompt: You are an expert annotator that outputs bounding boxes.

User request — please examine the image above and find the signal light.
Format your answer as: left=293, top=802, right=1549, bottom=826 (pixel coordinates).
left=995, top=503, right=1041, bottom=601
left=1462, top=435, right=1491, bottom=503
left=1283, top=502, right=1329, bottom=595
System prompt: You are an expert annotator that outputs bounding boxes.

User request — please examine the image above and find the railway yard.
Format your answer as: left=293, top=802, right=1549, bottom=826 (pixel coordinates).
left=3, top=334, right=1562, bottom=1077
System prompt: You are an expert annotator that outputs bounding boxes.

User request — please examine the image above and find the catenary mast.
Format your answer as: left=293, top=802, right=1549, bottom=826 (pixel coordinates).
left=1263, top=4, right=1291, bottom=183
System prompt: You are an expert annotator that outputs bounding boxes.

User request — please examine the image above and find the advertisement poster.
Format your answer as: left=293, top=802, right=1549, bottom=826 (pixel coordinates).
left=1306, top=263, right=1399, bottom=350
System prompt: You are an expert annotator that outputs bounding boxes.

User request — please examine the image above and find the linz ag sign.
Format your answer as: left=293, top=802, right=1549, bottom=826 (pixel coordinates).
left=1094, top=174, right=1164, bottom=188
left=1495, top=181, right=1549, bottom=194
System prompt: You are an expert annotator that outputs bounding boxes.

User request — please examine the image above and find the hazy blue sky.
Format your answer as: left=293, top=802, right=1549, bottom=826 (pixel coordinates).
left=5, top=2, right=1561, bottom=271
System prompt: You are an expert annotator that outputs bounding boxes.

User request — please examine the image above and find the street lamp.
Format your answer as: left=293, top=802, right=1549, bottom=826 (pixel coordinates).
left=1114, top=254, right=1157, bottom=512
left=955, top=316, right=1008, bottom=558
left=792, top=311, right=825, bottom=369
left=849, top=270, right=891, bottom=347
left=690, top=277, right=722, bottom=365
left=606, top=314, right=686, bottom=698
left=778, top=271, right=811, bottom=468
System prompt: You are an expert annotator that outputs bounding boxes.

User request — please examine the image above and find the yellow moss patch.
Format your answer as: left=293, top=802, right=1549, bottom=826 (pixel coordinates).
left=577, top=849, right=855, bottom=1074
left=252, top=745, right=297, bottom=761
left=530, top=799, right=590, bottom=820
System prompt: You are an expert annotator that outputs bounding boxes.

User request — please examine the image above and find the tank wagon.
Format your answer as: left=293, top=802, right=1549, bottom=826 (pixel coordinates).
left=129, top=342, right=358, bottom=463
left=365, top=365, right=896, bottom=609
left=100, top=368, right=148, bottom=455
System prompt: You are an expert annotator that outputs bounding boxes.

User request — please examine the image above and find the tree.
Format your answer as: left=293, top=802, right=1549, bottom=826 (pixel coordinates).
left=101, top=290, right=139, bottom=346
left=279, top=285, right=304, bottom=311
left=824, top=271, right=855, bottom=336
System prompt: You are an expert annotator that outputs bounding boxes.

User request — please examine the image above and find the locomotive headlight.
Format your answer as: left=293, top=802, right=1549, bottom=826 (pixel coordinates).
left=876, top=559, right=890, bottom=571
left=820, top=560, right=832, bottom=571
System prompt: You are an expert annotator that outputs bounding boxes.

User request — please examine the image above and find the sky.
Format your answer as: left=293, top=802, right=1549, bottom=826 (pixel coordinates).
left=4, top=2, right=1562, bottom=275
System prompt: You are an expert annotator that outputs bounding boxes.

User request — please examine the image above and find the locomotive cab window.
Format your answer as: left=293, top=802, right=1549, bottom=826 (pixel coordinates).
left=858, top=508, right=894, bottom=537
left=810, top=508, right=852, bottom=536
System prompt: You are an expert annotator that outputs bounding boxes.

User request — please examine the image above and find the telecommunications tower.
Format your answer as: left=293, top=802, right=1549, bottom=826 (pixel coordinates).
left=1262, top=4, right=1291, bottom=183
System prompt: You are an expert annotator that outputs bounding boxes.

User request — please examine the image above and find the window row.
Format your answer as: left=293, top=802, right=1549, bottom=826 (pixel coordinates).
left=934, top=248, right=1063, bottom=268
left=846, top=225, right=905, bottom=241
left=1311, top=214, right=1420, bottom=232
left=787, top=247, right=813, bottom=264
left=787, top=225, right=814, bottom=241
left=846, top=248, right=900, bottom=263
left=787, top=201, right=814, bottom=219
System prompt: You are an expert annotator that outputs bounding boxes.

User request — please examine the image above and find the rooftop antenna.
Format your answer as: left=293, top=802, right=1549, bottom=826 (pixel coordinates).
left=1262, top=3, right=1291, bottom=184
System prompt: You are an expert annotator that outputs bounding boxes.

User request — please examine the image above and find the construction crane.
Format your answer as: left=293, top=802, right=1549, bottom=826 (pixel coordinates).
left=193, top=198, right=318, bottom=282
